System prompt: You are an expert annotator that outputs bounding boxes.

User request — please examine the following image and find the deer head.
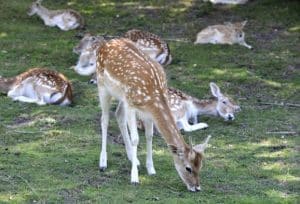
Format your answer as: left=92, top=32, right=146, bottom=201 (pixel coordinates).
left=210, top=82, right=240, bottom=121
left=73, top=33, right=104, bottom=54
left=27, top=0, right=43, bottom=16
left=170, top=135, right=211, bottom=191
left=232, top=21, right=252, bottom=49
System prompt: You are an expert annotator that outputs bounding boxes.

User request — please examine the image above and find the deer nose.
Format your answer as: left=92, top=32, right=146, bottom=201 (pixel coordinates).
left=228, top=115, right=234, bottom=121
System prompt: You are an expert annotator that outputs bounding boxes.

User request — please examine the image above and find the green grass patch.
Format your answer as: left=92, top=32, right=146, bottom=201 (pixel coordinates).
left=0, top=0, right=299, bottom=203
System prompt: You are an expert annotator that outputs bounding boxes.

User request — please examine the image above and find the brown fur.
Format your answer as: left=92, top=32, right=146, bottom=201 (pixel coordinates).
left=124, top=29, right=172, bottom=65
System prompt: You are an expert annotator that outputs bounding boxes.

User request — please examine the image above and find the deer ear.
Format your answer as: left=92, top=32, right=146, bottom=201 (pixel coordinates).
left=84, top=32, right=92, bottom=37
left=241, top=20, right=247, bottom=27
left=193, top=135, right=211, bottom=154
left=234, top=105, right=241, bottom=112
left=210, top=82, right=223, bottom=98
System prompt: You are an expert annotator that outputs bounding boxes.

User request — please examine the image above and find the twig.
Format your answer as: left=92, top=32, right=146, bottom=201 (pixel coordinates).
left=9, top=130, right=43, bottom=134
left=266, top=131, right=297, bottom=135
left=164, top=38, right=190, bottom=43
left=286, top=103, right=300, bottom=107
left=15, top=175, right=38, bottom=196
left=259, top=102, right=300, bottom=108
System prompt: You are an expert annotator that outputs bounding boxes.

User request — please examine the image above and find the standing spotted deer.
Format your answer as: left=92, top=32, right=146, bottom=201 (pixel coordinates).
left=0, top=68, right=72, bottom=106
left=194, top=21, right=252, bottom=49
left=96, top=38, right=211, bottom=191
left=124, top=29, right=172, bottom=66
left=27, top=0, right=84, bottom=31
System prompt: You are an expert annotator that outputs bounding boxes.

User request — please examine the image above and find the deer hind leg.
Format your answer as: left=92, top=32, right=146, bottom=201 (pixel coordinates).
left=143, top=118, right=156, bottom=175
left=125, top=104, right=140, bottom=184
left=178, top=118, right=208, bottom=132
left=7, top=84, right=42, bottom=105
left=98, top=87, right=112, bottom=171
left=115, top=101, right=140, bottom=166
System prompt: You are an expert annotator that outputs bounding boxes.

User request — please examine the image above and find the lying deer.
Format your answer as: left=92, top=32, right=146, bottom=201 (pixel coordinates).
left=73, top=30, right=172, bottom=82
left=124, top=29, right=172, bottom=66
left=203, top=0, right=248, bottom=4
left=169, top=82, right=241, bottom=131
left=96, top=38, right=211, bottom=191
left=27, top=0, right=84, bottom=31
left=0, top=68, right=72, bottom=106
left=194, top=21, right=252, bottom=49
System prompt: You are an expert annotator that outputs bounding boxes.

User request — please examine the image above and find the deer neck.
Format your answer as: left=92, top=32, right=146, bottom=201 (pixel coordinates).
left=36, top=5, right=52, bottom=19
left=0, top=76, right=16, bottom=94
left=192, top=98, right=218, bottom=116
left=148, top=95, right=187, bottom=149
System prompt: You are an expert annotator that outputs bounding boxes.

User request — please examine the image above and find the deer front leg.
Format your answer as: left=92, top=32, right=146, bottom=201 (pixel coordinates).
left=179, top=119, right=208, bottom=132
left=98, top=88, right=112, bottom=171
left=144, top=118, right=156, bottom=175
left=239, top=41, right=252, bottom=49
left=126, top=106, right=139, bottom=184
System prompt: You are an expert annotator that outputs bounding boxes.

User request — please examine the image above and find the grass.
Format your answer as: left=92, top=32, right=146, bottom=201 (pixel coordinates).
left=0, top=0, right=299, bottom=203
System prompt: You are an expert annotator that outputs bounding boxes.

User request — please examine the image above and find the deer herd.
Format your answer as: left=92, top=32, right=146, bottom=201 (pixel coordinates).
left=0, top=0, right=249, bottom=191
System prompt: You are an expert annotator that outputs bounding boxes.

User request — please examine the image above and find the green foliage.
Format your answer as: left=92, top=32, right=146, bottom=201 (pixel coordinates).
left=0, top=0, right=299, bottom=203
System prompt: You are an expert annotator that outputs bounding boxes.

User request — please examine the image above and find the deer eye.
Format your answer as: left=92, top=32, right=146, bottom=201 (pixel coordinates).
left=186, top=166, right=192, bottom=174
left=223, top=101, right=227, bottom=104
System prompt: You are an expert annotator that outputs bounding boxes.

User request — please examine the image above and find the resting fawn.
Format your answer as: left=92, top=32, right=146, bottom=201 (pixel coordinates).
left=124, top=29, right=172, bottom=66
left=96, top=38, right=211, bottom=191
left=168, top=82, right=241, bottom=132
left=0, top=68, right=72, bottom=106
left=73, top=30, right=172, bottom=82
left=27, top=0, right=84, bottom=31
left=194, top=21, right=252, bottom=49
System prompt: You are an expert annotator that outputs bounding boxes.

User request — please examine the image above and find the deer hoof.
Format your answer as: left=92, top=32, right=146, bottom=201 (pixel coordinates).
left=131, top=181, right=139, bottom=186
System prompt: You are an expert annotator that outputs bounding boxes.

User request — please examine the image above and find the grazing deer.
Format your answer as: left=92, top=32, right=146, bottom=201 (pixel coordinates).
left=203, top=0, right=248, bottom=5
left=96, top=38, right=211, bottom=191
left=27, top=0, right=84, bottom=31
left=124, top=29, right=172, bottom=66
left=194, top=21, right=252, bottom=49
left=0, top=68, right=72, bottom=106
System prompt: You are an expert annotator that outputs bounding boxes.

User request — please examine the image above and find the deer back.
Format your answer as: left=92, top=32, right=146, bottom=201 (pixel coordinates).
left=124, top=29, right=172, bottom=66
